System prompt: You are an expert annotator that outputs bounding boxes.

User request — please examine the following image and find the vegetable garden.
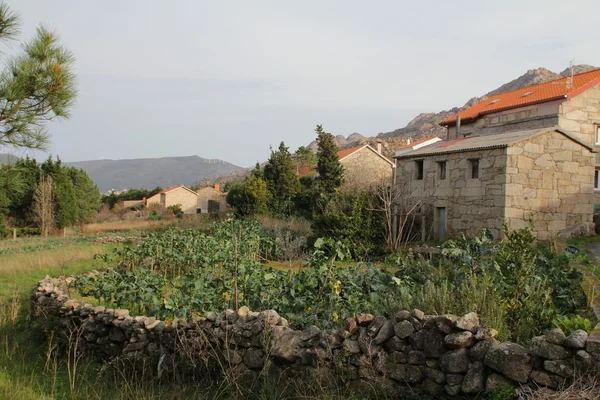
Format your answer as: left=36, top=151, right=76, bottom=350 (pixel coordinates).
left=73, top=218, right=594, bottom=343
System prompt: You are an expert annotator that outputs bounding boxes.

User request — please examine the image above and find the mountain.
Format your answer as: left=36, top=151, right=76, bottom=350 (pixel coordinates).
left=376, top=64, right=598, bottom=144
left=307, top=132, right=367, bottom=152
left=65, top=156, right=246, bottom=192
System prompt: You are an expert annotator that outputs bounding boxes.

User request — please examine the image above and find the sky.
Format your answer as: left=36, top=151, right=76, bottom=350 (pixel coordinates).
left=8, top=0, right=600, bottom=167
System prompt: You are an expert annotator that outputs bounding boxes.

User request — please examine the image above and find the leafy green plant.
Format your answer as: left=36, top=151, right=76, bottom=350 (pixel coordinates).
left=553, top=315, right=594, bottom=335
left=486, top=383, right=516, bottom=400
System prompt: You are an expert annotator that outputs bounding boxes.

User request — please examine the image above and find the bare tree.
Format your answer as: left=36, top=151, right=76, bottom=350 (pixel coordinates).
left=33, top=175, right=54, bottom=237
left=371, top=177, right=426, bottom=252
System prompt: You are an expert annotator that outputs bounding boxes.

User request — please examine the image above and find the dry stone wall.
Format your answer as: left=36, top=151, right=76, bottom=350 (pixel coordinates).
left=32, top=275, right=600, bottom=398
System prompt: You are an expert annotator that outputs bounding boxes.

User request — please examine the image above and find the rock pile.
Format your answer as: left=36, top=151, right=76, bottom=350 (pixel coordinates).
left=32, top=275, right=600, bottom=397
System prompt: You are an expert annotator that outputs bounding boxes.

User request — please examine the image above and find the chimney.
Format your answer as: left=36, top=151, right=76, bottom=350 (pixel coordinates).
left=214, top=183, right=220, bottom=192
left=376, top=139, right=382, bottom=154
left=407, top=138, right=411, bottom=145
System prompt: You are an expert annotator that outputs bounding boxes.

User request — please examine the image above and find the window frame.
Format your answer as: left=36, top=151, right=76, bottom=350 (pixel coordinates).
left=469, top=158, right=480, bottom=179
left=437, top=160, right=447, bottom=180
left=595, top=168, right=600, bottom=190
left=596, top=125, right=600, bottom=146
left=415, top=159, right=424, bottom=180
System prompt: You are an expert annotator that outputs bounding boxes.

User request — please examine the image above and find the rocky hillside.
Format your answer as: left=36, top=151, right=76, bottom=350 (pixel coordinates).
left=66, top=156, right=245, bottom=192
left=310, top=65, right=597, bottom=155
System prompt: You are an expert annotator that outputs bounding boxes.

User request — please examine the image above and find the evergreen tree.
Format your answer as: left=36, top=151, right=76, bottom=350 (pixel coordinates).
left=293, top=146, right=317, bottom=176
left=41, top=156, right=76, bottom=228
left=226, top=175, right=271, bottom=216
left=67, top=167, right=101, bottom=223
left=315, top=125, right=344, bottom=195
left=263, top=142, right=299, bottom=215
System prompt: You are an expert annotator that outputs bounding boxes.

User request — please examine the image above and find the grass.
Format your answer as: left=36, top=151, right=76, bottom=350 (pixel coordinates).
left=80, top=219, right=176, bottom=234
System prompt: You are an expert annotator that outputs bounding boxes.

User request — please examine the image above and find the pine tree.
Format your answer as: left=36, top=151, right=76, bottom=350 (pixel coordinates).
left=33, top=174, right=54, bottom=237
left=263, top=142, right=300, bottom=215
left=315, top=125, right=344, bottom=195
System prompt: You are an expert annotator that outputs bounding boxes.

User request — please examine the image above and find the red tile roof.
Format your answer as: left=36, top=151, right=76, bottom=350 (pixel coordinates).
left=337, top=145, right=367, bottom=160
left=440, top=68, right=600, bottom=126
left=161, top=185, right=182, bottom=193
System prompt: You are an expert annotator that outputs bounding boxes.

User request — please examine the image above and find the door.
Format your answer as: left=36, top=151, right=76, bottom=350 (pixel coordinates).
left=437, top=207, right=446, bottom=242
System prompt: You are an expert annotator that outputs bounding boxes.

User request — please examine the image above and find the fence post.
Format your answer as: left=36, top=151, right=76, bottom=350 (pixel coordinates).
left=13, top=228, right=16, bottom=240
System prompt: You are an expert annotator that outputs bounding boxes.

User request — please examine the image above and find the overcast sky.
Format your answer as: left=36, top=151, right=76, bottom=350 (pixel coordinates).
left=9, top=0, right=600, bottom=167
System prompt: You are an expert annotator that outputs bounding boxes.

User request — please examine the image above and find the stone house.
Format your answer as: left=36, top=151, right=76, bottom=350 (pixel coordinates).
left=394, top=128, right=595, bottom=241
left=338, top=141, right=395, bottom=191
left=393, top=68, right=600, bottom=241
left=196, top=184, right=230, bottom=214
left=394, top=137, right=442, bottom=157
left=145, top=185, right=199, bottom=215
left=440, top=68, right=600, bottom=204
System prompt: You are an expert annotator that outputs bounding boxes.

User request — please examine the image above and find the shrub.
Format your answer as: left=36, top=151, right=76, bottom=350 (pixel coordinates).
left=553, top=315, right=594, bottom=335
left=167, top=204, right=184, bottom=219
left=486, top=383, right=516, bottom=400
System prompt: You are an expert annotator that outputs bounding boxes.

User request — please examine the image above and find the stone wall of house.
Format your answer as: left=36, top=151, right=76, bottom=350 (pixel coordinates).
left=557, top=82, right=600, bottom=205
left=504, top=130, right=595, bottom=240
left=341, top=148, right=394, bottom=192
left=197, top=187, right=229, bottom=213
left=447, top=101, right=561, bottom=140
left=395, top=147, right=507, bottom=240
left=32, top=275, right=600, bottom=398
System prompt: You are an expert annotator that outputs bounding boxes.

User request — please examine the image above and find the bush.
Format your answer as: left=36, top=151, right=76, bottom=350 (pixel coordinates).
left=486, top=383, right=516, bottom=400
left=553, top=315, right=594, bottom=335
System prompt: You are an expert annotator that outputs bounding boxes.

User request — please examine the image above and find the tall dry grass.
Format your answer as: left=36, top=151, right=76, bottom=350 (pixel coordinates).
left=255, top=214, right=311, bottom=234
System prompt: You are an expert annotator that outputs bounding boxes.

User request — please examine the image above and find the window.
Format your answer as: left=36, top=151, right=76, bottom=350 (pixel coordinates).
left=415, top=160, right=424, bottom=180
left=469, top=159, right=479, bottom=179
left=596, top=125, right=600, bottom=145
left=595, top=169, right=600, bottom=190
left=437, top=161, right=446, bottom=180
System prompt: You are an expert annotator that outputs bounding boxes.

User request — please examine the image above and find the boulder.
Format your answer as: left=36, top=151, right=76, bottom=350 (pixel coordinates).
left=585, top=334, right=600, bottom=357
left=468, top=339, right=493, bottom=361
left=395, top=310, right=412, bottom=321
left=344, top=317, right=358, bottom=334
left=385, top=363, right=423, bottom=384
left=394, top=320, right=414, bottom=339
left=423, top=328, right=446, bottom=358
left=484, top=342, right=531, bottom=383
left=367, top=316, right=387, bottom=337
left=456, top=312, right=480, bottom=333
left=564, top=329, right=588, bottom=349
left=444, top=331, right=475, bottom=348
left=543, top=359, right=574, bottom=378
left=440, top=349, right=470, bottom=374
left=356, top=313, right=374, bottom=326
left=243, top=348, right=265, bottom=369
left=485, top=372, right=515, bottom=392
left=529, top=336, right=570, bottom=360
left=530, top=370, right=563, bottom=389
left=434, top=315, right=457, bottom=334
left=545, top=328, right=566, bottom=345
left=461, top=361, right=485, bottom=393
left=373, top=320, right=395, bottom=345
left=411, top=309, right=425, bottom=321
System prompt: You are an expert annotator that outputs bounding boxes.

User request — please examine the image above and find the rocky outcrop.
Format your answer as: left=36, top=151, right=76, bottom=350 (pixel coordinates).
left=32, top=274, right=600, bottom=398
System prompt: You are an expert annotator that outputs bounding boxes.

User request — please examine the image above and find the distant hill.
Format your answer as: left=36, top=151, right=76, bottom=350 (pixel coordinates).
left=308, top=65, right=598, bottom=155
left=65, top=156, right=246, bottom=192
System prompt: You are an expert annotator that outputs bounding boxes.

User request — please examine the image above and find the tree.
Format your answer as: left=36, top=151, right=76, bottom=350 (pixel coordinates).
left=67, top=167, right=101, bottom=223
left=32, top=174, right=54, bottom=237
left=226, top=175, right=271, bottom=216
left=293, top=146, right=316, bottom=176
left=41, top=156, right=76, bottom=228
left=315, top=125, right=344, bottom=195
left=263, top=142, right=299, bottom=215
left=0, top=3, right=77, bottom=152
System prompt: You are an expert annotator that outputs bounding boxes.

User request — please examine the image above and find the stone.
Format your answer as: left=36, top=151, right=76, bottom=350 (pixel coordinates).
left=564, top=329, right=588, bottom=349
left=344, top=317, right=357, bottom=334
left=423, top=329, right=446, bottom=358
left=237, top=306, right=250, bottom=318
left=343, top=339, right=361, bottom=354
left=411, top=309, right=425, bottom=321
left=434, top=315, right=457, bottom=334
left=456, top=312, right=480, bottom=333
left=422, top=378, right=445, bottom=397
left=356, top=313, right=374, bottom=326
left=388, top=351, right=409, bottom=364
left=575, top=349, right=591, bottom=363
left=444, top=331, right=474, bottom=348
left=440, top=349, right=470, bottom=374
left=394, top=320, right=414, bottom=339
left=260, top=310, right=280, bottom=325
left=468, top=339, right=493, bottom=361
left=462, top=361, right=485, bottom=393
left=543, top=359, right=574, bottom=378
left=367, top=316, right=387, bottom=337
left=383, top=336, right=405, bottom=352
left=584, top=334, right=600, bottom=356
left=243, top=348, right=265, bottom=369
left=529, top=336, right=570, bottom=360
left=409, top=329, right=425, bottom=350
left=408, top=350, right=425, bottom=365
left=444, top=384, right=461, bottom=396
left=485, top=373, right=515, bottom=392
left=426, top=367, right=445, bottom=384
left=109, top=327, right=127, bottom=342
left=484, top=342, right=532, bottom=383
left=358, top=327, right=381, bottom=357
left=395, top=310, right=412, bottom=321
left=545, top=328, right=566, bottom=345
left=445, top=373, right=464, bottom=386
left=114, top=309, right=129, bottom=319
left=205, top=312, right=217, bottom=321
left=385, top=363, right=423, bottom=384
left=373, top=320, right=394, bottom=345
left=530, top=370, right=562, bottom=389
